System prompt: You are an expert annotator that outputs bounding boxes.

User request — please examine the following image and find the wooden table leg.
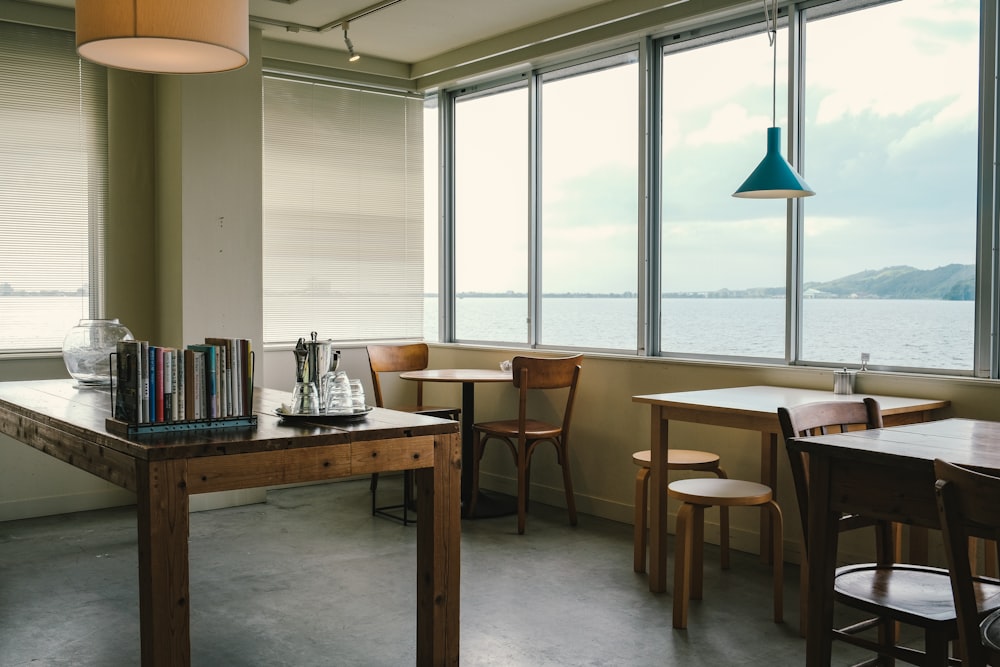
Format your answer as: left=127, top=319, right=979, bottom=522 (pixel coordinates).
left=416, top=430, right=461, bottom=666
left=649, top=407, right=669, bottom=593
left=136, top=459, right=191, bottom=667
left=805, top=452, right=838, bottom=667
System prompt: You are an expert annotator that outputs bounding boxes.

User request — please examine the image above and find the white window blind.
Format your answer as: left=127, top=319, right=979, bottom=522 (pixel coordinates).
left=0, top=21, right=108, bottom=352
left=262, top=76, right=424, bottom=344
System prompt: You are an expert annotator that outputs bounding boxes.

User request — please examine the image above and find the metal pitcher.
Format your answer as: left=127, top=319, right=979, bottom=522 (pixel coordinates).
left=304, top=332, right=340, bottom=406
left=833, top=368, right=855, bottom=395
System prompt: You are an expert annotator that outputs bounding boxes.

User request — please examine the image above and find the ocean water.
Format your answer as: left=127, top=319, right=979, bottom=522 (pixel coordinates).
left=428, top=296, right=976, bottom=371
left=1, top=295, right=975, bottom=372
left=0, top=296, right=89, bottom=351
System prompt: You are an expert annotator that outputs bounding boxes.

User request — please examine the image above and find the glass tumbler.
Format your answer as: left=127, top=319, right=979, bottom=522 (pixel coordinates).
left=349, top=379, right=366, bottom=410
left=326, top=372, right=354, bottom=413
left=291, top=381, right=321, bottom=414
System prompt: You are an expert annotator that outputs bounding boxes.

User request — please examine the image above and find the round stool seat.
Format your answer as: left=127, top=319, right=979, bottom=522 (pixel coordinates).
left=631, top=448, right=729, bottom=575
left=668, top=478, right=773, bottom=506
left=669, top=476, right=783, bottom=629
left=632, top=448, right=722, bottom=470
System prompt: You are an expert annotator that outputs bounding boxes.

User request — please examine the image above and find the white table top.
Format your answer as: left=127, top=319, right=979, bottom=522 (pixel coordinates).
left=632, top=384, right=949, bottom=418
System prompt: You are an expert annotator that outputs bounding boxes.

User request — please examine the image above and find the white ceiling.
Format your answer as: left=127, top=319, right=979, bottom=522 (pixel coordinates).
left=24, top=0, right=746, bottom=85
left=32, top=0, right=622, bottom=64
left=248, top=0, right=615, bottom=64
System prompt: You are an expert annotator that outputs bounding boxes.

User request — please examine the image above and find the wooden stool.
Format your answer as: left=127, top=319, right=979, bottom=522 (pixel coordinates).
left=668, top=477, right=783, bottom=629
left=632, top=449, right=729, bottom=573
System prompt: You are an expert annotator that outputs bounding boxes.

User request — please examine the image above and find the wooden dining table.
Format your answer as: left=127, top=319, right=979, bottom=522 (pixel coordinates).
left=399, top=368, right=512, bottom=518
left=788, top=417, right=1000, bottom=666
left=0, top=380, right=461, bottom=667
left=631, top=385, right=949, bottom=594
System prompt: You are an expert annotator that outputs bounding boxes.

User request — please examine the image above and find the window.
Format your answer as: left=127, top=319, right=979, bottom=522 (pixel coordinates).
left=539, top=55, right=639, bottom=350
left=262, top=77, right=425, bottom=344
left=423, top=95, right=440, bottom=341
left=452, top=81, right=530, bottom=344
left=660, top=28, right=787, bottom=360
left=0, top=22, right=108, bottom=353
left=438, top=0, right=995, bottom=376
left=449, top=52, right=640, bottom=350
left=800, top=0, right=978, bottom=371
left=652, top=0, right=983, bottom=372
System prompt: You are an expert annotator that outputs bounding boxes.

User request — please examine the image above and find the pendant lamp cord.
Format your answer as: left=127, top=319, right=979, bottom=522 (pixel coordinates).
left=764, top=0, right=778, bottom=128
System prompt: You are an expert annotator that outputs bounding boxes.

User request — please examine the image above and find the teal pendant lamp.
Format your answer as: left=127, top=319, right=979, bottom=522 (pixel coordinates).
left=733, top=0, right=814, bottom=199
left=734, top=127, right=814, bottom=198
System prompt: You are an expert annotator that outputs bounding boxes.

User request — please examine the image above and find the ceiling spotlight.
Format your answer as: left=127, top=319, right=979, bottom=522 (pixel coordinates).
left=343, top=21, right=360, bottom=62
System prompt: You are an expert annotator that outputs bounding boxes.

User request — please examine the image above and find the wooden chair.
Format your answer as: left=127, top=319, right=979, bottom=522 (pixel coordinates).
left=631, top=448, right=730, bottom=574
left=366, top=343, right=460, bottom=525
left=934, top=459, right=1000, bottom=667
left=781, top=398, right=975, bottom=665
left=668, top=476, right=783, bottom=629
left=778, top=397, right=898, bottom=639
left=470, top=354, right=582, bottom=534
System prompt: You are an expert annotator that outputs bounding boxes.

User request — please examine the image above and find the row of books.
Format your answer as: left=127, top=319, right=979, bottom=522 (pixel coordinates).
left=114, top=337, right=254, bottom=425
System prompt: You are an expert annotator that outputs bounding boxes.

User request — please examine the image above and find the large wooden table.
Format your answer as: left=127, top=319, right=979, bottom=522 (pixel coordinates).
left=788, top=418, right=1000, bottom=666
left=399, top=368, right=511, bottom=517
left=631, top=385, right=949, bottom=593
left=0, top=380, right=461, bottom=666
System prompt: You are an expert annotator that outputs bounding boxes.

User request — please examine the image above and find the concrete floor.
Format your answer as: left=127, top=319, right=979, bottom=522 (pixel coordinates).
left=0, top=478, right=879, bottom=666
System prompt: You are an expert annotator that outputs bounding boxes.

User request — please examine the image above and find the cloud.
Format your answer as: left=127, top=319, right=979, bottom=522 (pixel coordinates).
left=685, top=103, right=767, bottom=146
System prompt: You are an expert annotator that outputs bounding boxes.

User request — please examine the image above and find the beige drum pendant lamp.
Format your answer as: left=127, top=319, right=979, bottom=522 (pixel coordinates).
left=76, top=0, right=249, bottom=74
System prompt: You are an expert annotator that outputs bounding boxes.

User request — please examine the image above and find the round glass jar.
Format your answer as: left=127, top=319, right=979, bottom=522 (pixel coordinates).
left=62, top=318, right=134, bottom=386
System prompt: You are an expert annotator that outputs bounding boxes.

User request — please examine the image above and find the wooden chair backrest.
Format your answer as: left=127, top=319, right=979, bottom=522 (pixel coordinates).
left=511, top=355, right=583, bottom=436
left=934, top=459, right=1000, bottom=667
left=777, top=398, right=883, bottom=543
left=366, top=343, right=430, bottom=408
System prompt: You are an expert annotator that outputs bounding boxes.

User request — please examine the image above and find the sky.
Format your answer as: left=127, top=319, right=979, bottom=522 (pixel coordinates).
left=0, top=0, right=978, bottom=298
left=429, top=0, right=980, bottom=294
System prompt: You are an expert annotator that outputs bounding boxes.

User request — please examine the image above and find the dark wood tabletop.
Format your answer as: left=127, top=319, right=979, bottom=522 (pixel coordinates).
left=788, top=418, right=1000, bottom=666
left=0, top=379, right=461, bottom=667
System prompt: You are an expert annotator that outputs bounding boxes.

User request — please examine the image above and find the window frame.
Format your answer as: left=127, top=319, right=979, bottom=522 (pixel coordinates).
left=443, top=47, right=644, bottom=354
left=436, top=0, right=999, bottom=379
left=0, top=18, right=109, bottom=355
left=261, top=71, right=427, bottom=346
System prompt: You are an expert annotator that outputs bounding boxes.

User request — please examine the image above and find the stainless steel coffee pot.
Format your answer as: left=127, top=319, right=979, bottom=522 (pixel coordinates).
left=303, top=332, right=340, bottom=402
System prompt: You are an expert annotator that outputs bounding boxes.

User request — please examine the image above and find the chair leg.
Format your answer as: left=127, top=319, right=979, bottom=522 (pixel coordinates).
left=767, top=500, right=784, bottom=624
left=524, top=457, right=531, bottom=512
left=691, top=504, right=705, bottom=601
left=924, top=629, right=950, bottom=666
left=517, top=440, right=528, bottom=535
left=673, top=502, right=696, bottom=629
left=714, top=467, right=730, bottom=570
left=560, top=442, right=578, bottom=527
left=718, top=506, right=730, bottom=570
left=799, top=549, right=809, bottom=638
left=370, top=473, right=379, bottom=515
left=468, top=431, right=483, bottom=519
left=634, top=467, right=650, bottom=573
left=987, top=538, right=998, bottom=577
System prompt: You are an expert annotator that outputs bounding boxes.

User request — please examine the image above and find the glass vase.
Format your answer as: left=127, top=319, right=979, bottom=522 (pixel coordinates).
left=62, top=318, right=134, bottom=387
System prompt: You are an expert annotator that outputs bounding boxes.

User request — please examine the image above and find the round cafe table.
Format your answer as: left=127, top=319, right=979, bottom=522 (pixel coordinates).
left=399, top=368, right=513, bottom=518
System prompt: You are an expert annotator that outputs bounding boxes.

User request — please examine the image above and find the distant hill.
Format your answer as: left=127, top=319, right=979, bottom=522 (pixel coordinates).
left=440, top=265, right=977, bottom=301
left=658, top=264, right=976, bottom=300
left=804, top=264, right=974, bottom=300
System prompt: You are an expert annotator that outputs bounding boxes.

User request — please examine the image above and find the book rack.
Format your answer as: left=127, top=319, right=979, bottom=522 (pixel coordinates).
left=105, top=415, right=257, bottom=437
left=105, top=339, right=257, bottom=437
